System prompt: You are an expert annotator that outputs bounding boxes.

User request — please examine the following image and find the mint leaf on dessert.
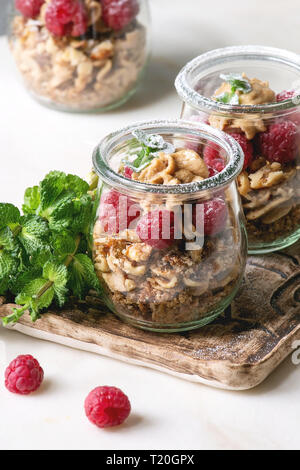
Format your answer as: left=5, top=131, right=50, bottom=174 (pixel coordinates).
left=132, top=129, right=175, bottom=154
left=215, top=74, right=252, bottom=105
left=215, top=91, right=240, bottom=105
left=220, top=73, right=252, bottom=94
left=122, top=129, right=175, bottom=173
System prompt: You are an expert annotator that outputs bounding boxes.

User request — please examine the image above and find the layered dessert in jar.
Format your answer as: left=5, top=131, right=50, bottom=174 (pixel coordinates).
left=9, top=0, right=149, bottom=111
left=92, top=121, right=247, bottom=332
left=175, top=46, right=300, bottom=253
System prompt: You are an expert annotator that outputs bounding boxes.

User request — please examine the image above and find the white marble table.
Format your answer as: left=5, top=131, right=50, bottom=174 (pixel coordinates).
left=1, top=0, right=300, bottom=450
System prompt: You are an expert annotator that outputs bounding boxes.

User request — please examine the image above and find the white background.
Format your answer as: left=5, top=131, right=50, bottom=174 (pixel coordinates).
left=0, top=0, right=300, bottom=450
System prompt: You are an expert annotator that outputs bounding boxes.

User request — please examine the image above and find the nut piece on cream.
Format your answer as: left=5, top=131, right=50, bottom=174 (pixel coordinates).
left=209, top=73, right=276, bottom=140
left=132, top=149, right=209, bottom=185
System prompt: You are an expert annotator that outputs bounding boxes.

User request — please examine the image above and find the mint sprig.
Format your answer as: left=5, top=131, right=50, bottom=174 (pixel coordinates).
left=122, top=129, right=175, bottom=173
left=0, top=171, right=104, bottom=325
left=215, top=73, right=252, bottom=105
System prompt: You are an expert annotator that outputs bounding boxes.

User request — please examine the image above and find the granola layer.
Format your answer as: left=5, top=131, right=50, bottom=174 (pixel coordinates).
left=93, top=222, right=242, bottom=325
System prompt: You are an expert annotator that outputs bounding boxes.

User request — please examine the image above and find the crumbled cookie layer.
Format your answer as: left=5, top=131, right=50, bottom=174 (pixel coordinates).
left=93, top=220, right=243, bottom=325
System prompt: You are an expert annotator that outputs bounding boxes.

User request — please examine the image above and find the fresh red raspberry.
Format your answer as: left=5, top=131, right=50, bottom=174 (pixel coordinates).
left=203, top=143, right=226, bottom=175
left=136, top=210, right=175, bottom=249
left=5, top=355, right=44, bottom=395
left=276, top=90, right=297, bottom=102
left=85, top=386, right=131, bottom=428
left=193, top=198, right=228, bottom=236
left=45, top=0, right=88, bottom=37
left=15, top=0, right=44, bottom=18
left=101, top=0, right=139, bottom=31
left=258, top=120, right=298, bottom=163
left=99, top=189, right=140, bottom=233
left=124, top=166, right=133, bottom=179
left=229, top=132, right=253, bottom=169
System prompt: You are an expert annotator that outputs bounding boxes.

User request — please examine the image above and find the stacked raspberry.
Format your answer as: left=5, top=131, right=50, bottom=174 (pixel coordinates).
left=203, top=89, right=299, bottom=173
left=15, top=0, right=139, bottom=36
left=99, top=189, right=140, bottom=233
left=99, top=189, right=227, bottom=250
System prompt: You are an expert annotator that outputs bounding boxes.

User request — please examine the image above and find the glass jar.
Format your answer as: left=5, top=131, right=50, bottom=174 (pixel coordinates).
left=8, top=0, right=150, bottom=112
left=92, top=119, right=247, bottom=332
left=175, top=46, right=300, bottom=254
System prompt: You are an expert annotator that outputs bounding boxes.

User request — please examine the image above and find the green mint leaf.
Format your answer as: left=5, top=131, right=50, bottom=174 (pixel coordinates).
left=39, top=171, right=89, bottom=221
left=30, top=247, right=53, bottom=268
left=43, top=260, right=68, bottom=289
left=215, top=91, right=240, bottom=105
left=65, top=175, right=89, bottom=197
left=0, top=252, right=19, bottom=294
left=220, top=73, right=252, bottom=94
left=71, top=194, right=93, bottom=235
left=15, top=278, right=55, bottom=315
left=9, top=267, right=43, bottom=295
left=22, top=186, right=40, bottom=215
left=124, top=130, right=175, bottom=173
left=0, top=203, right=20, bottom=229
left=39, top=171, right=68, bottom=212
left=53, top=284, right=68, bottom=307
left=18, top=215, right=50, bottom=254
left=0, top=227, right=17, bottom=251
left=52, top=231, right=76, bottom=258
left=68, top=253, right=101, bottom=299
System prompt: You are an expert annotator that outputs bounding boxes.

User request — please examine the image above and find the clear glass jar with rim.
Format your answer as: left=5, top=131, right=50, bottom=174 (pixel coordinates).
left=175, top=45, right=300, bottom=254
left=92, top=119, right=247, bottom=332
left=8, top=0, right=150, bottom=112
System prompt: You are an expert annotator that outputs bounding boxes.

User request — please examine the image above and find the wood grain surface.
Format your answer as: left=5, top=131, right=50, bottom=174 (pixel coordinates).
left=1, top=241, right=299, bottom=390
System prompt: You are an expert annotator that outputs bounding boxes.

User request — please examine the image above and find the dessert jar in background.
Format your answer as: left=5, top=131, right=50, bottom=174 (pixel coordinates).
left=9, top=0, right=150, bottom=112
left=92, top=120, right=247, bottom=332
left=175, top=46, right=300, bottom=254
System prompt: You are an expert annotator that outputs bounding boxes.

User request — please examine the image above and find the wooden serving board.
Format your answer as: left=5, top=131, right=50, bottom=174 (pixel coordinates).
left=1, top=242, right=300, bottom=390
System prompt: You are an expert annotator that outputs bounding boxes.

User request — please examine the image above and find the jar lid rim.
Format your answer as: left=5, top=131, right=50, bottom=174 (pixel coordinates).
left=92, top=119, right=244, bottom=196
left=175, top=45, right=300, bottom=114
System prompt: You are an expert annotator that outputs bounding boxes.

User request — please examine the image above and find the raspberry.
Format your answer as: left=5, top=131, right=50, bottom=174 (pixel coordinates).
left=5, top=355, right=44, bottom=395
left=203, top=143, right=226, bottom=175
left=101, top=0, right=139, bottom=31
left=99, top=189, right=140, bottom=233
left=45, top=0, right=88, bottom=37
left=258, top=120, right=298, bottom=163
left=15, top=0, right=44, bottom=18
left=276, top=90, right=297, bottom=102
left=229, top=133, right=253, bottom=169
left=124, top=166, right=133, bottom=179
left=85, top=386, right=131, bottom=428
left=193, top=198, right=227, bottom=236
left=136, top=210, right=175, bottom=249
